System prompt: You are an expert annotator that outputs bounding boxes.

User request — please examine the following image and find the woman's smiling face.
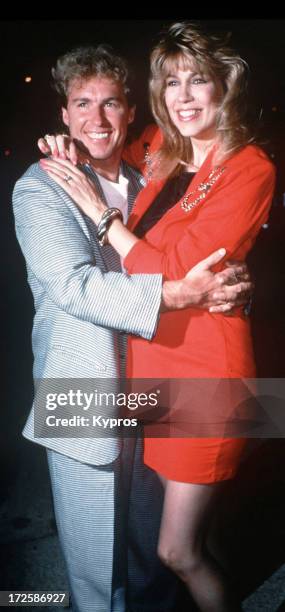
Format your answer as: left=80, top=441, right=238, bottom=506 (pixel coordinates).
left=164, top=62, right=224, bottom=142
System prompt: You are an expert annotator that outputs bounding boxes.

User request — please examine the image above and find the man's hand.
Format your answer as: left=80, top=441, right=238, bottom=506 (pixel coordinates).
left=161, top=248, right=253, bottom=314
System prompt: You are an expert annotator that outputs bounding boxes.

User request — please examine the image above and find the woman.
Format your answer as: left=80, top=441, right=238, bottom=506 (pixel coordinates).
left=40, top=22, right=275, bottom=611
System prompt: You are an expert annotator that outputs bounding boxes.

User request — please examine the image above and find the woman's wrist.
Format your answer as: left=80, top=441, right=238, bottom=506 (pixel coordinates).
left=87, top=203, right=107, bottom=225
left=97, top=207, right=124, bottom=246
left=107, top=219, right=139, bottom=258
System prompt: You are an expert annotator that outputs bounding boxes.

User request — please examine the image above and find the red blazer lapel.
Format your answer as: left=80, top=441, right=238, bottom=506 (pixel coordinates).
left=127, top=148, right=217, bottom=231
left=127, top=177, right=166, bottom=231
left=185, top=150, right=214, bottom=190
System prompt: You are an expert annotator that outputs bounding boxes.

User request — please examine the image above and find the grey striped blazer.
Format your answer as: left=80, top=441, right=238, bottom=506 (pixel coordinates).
left=13, top=160, right=162, bottom=465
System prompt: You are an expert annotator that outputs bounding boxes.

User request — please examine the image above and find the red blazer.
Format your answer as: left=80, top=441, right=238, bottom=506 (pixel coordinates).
left=123, top=128, right=276, bottom=379
left=123, top=124, right=163, bottom=176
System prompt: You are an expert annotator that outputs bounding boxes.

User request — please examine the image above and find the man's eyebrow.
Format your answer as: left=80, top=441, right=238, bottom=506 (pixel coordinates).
left=102, top=96, right=122, bottom=103
left=71, top=96, right=122, bottom=103
left=71, top=97, right=91, bottom=103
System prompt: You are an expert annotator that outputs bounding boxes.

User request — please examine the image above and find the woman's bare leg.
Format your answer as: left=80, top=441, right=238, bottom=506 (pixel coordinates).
left=157, top=479, right=242, bottom=612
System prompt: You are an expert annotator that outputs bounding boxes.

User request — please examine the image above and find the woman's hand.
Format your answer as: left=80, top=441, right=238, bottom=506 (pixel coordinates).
left=39, top=157, right=107, bottom=223
left=38, top=134, right=88, bottom=166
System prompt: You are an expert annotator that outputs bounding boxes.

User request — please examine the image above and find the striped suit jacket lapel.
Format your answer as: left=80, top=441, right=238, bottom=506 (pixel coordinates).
left=82, top=161, right=144, bottom=272
left=121, top=159, right=145, bottom=218
left=82, top=163, right=121, bottom=272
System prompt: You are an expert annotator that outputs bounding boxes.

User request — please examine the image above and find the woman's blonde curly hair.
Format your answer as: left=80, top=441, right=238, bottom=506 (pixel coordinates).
left=149, top=21, right=256, bottom=177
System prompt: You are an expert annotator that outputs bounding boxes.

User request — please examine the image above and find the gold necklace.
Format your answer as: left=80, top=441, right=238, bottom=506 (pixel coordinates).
left=181, top=166, right=226, bottom=213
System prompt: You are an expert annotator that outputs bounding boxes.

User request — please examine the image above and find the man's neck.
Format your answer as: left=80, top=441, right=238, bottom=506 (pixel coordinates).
left=85, top=156, right=121, bottom=183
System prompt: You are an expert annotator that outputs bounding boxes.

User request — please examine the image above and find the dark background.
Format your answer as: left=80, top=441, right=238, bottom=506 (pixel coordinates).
left=2, top=19, right=285, bottom=604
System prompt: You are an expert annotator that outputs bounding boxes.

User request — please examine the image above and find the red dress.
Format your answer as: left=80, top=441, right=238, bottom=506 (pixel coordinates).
left=123, top=129, right=276, bottom=483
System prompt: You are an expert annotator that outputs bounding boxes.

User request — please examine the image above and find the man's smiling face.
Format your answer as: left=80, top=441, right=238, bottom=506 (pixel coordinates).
left=62, top=75, right=135, bottom=171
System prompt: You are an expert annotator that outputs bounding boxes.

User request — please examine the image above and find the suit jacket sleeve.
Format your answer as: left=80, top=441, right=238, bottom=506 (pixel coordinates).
left=124, top=151, right=276, bottom=279
left=13, top=170, right=162, bottom=340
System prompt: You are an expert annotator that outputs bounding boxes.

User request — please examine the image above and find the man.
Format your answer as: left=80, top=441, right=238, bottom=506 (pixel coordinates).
left=13, top=45, right=251, bottom=612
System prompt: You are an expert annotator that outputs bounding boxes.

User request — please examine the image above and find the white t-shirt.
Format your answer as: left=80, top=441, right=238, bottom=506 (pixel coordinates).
left=97, top=172, right=129, bottom=224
